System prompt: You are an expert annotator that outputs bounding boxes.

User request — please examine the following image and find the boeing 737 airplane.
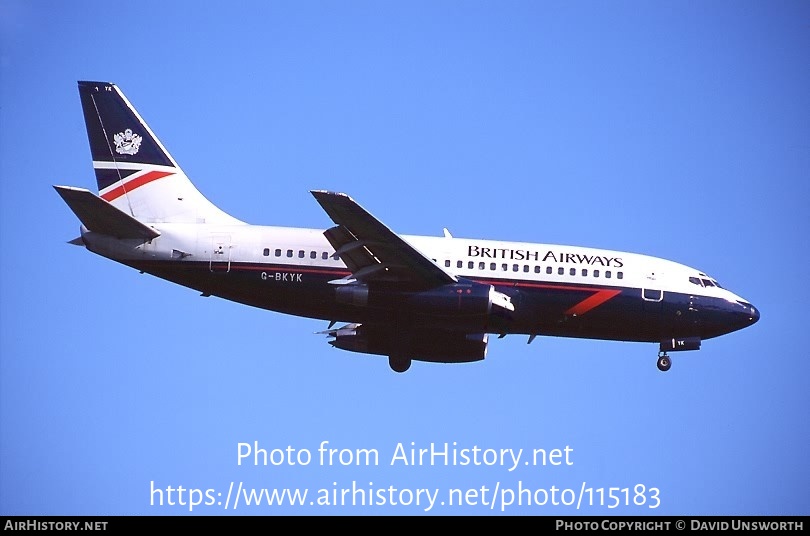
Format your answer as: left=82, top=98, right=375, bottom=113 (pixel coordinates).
left=55, top=81, right=759, bottom=372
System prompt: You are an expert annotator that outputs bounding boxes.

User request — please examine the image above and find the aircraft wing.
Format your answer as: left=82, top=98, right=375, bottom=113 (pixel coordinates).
left=311, top=191, right=457, bottom=288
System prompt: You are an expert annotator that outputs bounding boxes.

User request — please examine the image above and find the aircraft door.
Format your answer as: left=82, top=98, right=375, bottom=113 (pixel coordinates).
left=683, top=294, right=701, bottom=330
left=209, top=234, right=232, bottom=273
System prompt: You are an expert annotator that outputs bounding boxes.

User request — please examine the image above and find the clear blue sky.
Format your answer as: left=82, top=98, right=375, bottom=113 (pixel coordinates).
left=1, top=0, right=808, bottom=515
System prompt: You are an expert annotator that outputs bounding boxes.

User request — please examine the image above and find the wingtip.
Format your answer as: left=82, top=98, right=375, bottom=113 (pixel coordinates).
left=311, top=190, right=351, bottom=200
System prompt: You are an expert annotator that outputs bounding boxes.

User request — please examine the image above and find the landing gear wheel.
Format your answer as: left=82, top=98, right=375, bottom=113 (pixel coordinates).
left=657, top=354, right=672, bottom=372
left=389, top=355, right=411, bottom=373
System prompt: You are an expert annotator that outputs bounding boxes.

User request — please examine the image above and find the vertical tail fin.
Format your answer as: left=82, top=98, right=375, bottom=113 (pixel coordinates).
left=78, top=81, right=241, bottom=225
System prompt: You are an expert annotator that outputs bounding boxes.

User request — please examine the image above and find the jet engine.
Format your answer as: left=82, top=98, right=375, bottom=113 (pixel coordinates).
left=334, top=281, right=513, bottom=331
left=324, top=324, right=488, bottom=364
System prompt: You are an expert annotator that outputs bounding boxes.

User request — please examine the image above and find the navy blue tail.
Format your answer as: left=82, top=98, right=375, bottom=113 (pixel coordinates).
left=78, top=81, right=175, bottom=191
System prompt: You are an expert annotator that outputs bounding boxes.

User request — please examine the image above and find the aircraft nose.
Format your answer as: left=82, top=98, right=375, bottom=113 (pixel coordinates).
left=737, top=300, right=759, bottom=325
left=749, top=304, right=760, bottom=324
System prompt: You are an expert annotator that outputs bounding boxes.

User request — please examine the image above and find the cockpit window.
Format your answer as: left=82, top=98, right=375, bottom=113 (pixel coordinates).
left=691, top=275, right=724, bottom=289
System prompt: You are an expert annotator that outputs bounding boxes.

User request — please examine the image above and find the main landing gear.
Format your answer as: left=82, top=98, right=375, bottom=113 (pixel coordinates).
left=656, top=352, right=672, bottom=372
left=388, top=355, right=412, bottom=373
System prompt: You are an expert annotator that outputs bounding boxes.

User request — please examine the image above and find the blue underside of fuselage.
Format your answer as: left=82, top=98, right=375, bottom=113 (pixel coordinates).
left=126, top=260, right=752, bottom=344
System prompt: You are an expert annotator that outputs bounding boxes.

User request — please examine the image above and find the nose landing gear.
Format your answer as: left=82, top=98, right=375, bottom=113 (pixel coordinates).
left=656, top=352, right=672, bottom=372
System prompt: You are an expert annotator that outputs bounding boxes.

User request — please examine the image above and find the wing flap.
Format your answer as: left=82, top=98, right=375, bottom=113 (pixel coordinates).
left=323, top=224, right=377, bottom=274
left=312, top=191, right=455, bottom=288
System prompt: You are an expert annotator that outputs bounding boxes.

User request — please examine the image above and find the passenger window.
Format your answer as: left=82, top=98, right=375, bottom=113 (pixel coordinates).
left=263, top=248, right=270, bottom=257
left=298, top=250, right=305, bottom=258
left=558, top=267, right=564, bottom=275
left=479, top=262, right=485, bottom=270
left=546, top=266, right=552, bottom=274
left=287, top=249, right=293, bottom=258
left=606, top=271, right=611, bottom=278
left=310, top=251, right=317, bottom=259
left=534, top=266, right=541, bottom=273
left=523, top=265, right=529, bottom=273
left=490, top=263, right=496, bottom=271
left=457, top=260, right=463, bottom=269
left=322, top=252, right=329, bottom=260
left=617, top=272, right=623, bottom=279
left=502, top=264, right=508, bottom=271
left=582, top=269, right=588, bottom=276
left=570, top=268, right=576, bottom=276
left=594, top=270, right=600, bottom=277
left=275, top=249, right=282, bottom=257
left=468, top=261, right=474, bottom=269
left=445, top=260, right=451, bottom=267
left=513, top=264, right=519, bottom=272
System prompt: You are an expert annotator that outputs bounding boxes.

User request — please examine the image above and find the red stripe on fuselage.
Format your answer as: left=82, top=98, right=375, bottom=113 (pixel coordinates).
left=563, top=289, right=622, bottom=316
left=472, top=277, right=622, bottom=316
left=100, top=171, right=174, bottom=201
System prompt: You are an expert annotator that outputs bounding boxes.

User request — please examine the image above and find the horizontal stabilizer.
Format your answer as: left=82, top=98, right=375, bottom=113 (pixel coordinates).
left=53, top=185, right=160, bottom=239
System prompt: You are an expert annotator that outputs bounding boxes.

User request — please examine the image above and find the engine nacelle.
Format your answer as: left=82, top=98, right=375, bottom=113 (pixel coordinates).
left=406, top=282, right=509, bottom=317
left=328, top=326, right=488, bottom=363
left=335, top=284, right=369, bottom=306
left=660, top=337, right=701, bottom=352
left=410, top=332, right=488, bottom=363
left=334, top=281, right=513, bottom=331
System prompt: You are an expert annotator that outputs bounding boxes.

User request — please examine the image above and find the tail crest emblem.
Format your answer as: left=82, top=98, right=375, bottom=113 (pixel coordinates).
left=113, top=129, right=142, bottom=155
